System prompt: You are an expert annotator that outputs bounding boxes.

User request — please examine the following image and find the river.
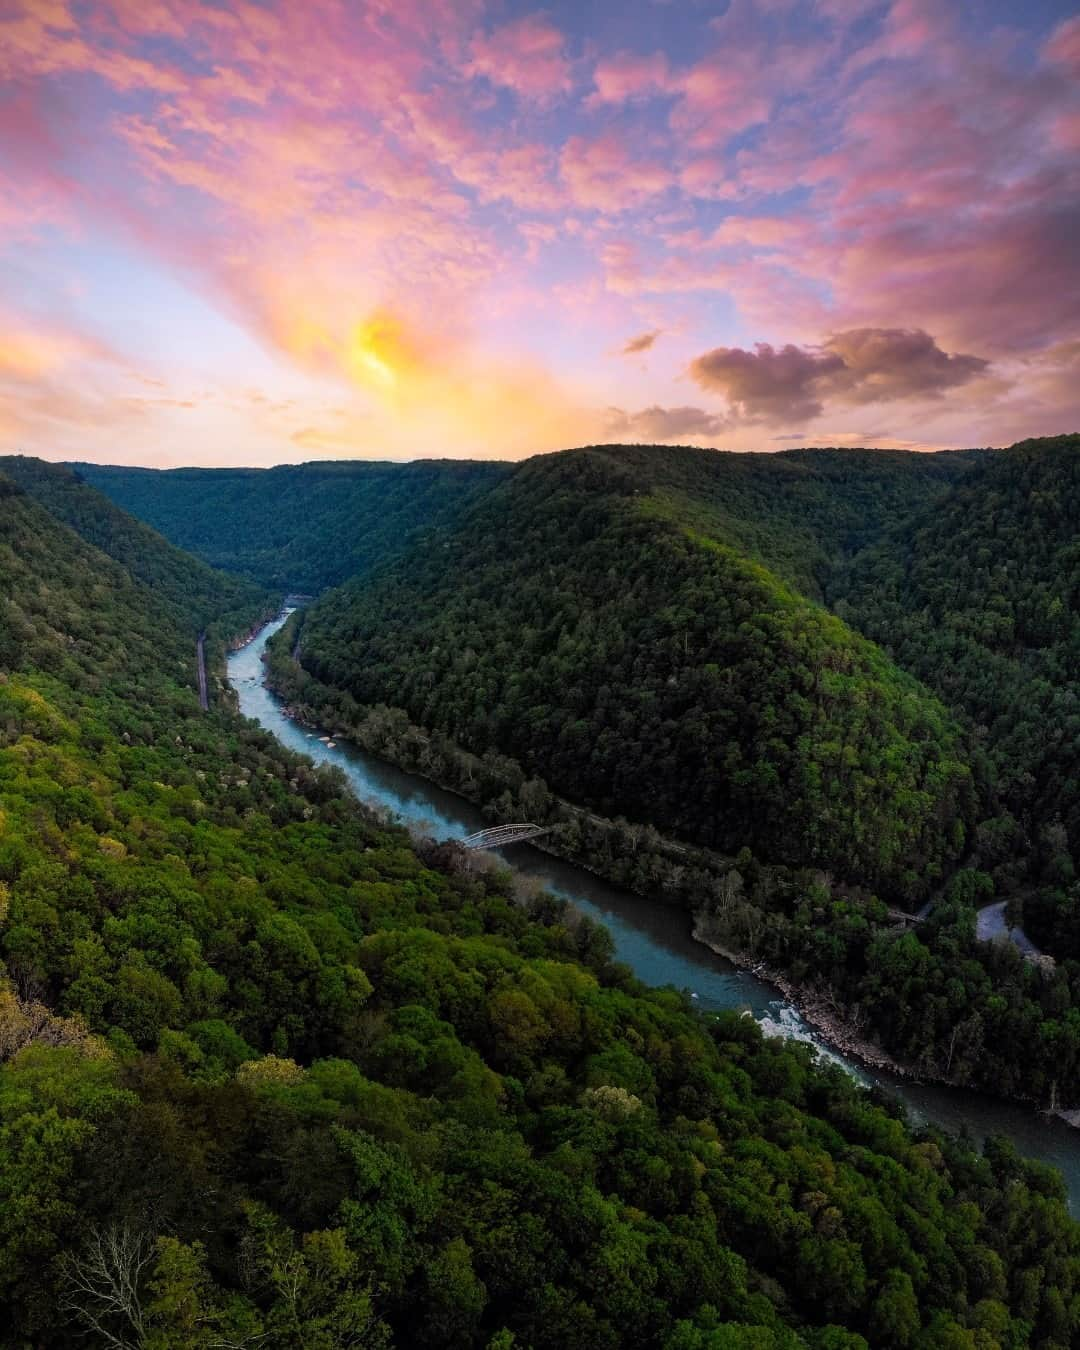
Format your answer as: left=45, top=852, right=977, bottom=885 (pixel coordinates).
left=229, top=612, right=1080, bottom=1208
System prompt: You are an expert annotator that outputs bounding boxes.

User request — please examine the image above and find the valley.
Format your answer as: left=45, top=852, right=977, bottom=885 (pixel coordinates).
left=238, top=437, right=1080, bottom=1111
left=233, top=610, right=1080, bottom=1207
left=6, top=0, right=1078, bottom=1341
left=3, top=443, right=1080, bottom=1347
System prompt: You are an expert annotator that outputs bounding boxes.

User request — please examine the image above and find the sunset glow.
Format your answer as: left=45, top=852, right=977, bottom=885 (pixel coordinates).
left=1, top=0, right=1077, bottom=465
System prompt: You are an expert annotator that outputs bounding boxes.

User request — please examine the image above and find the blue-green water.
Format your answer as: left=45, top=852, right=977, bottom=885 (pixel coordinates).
left=230, top=613, right=1080, bottom=1208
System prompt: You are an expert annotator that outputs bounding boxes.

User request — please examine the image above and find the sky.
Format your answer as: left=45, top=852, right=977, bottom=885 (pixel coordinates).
left=1, top=0, right=1078, bottom=466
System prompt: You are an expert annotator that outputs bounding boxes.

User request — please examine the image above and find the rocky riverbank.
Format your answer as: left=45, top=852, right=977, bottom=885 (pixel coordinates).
left=691, top=919, right=1080, bottom=1134
left=692, top=916, right=919, bottom=1079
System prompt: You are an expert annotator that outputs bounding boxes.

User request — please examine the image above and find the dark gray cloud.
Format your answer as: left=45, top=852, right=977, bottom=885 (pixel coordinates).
left=689, top=342, right=842, bottom=422
left=689, top=327, right=989, bottom=424
left=621, top=330, right=661, bottom=355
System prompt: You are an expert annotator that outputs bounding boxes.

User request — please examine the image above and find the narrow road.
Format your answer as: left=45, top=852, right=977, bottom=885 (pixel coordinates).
left=196, top=632, right=209, bottom=711
left=976, top=900, right=1041, bottom=956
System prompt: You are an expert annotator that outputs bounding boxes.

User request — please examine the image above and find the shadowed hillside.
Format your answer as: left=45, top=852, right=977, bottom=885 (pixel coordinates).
left=831, top=434, right=1080, bottom=954
left=75, top=457, right=511, bottom=592
left=3, top=453, right=271, bottom=620
left=291, top=446, right=977, bottom=901
left=264, top=438, right=1080, bottom=1105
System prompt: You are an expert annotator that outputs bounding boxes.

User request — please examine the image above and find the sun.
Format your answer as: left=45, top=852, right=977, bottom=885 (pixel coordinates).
left=347, top=314, right=405, bottom=390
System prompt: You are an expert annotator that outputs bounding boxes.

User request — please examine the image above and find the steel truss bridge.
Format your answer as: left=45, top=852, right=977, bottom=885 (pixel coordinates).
left=458, top=823, right=550, bottom=851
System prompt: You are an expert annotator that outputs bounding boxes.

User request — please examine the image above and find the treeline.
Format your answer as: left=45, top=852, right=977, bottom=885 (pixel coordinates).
left=3, top=473, right=1080, bottom=1345
left=76, top=457, right=509, bottom=592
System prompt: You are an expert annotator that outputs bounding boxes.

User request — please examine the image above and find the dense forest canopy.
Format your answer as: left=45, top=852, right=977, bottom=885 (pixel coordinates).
left=3, top=461, right=1080, bottom=1345
left=77, top=445, right=985, bottom=602
left=830, top=436, right=1080, bottom=953
left=539, top=443, right=986, bottom=598
left=0, top=456, right=270, bottom=639
left=75, top=458, right=510, bottom=593
left=295, top=449, right=977, bottom=902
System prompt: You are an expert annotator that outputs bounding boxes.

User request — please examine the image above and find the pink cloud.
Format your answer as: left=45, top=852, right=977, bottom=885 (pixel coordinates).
left=669, top=62, right=772, bottom=150
left=590, top=50, right=669, bottom=104
left=1044, top=15, right=1080, bottom=75
left=561, top=134, right=671, bottom=212
left=708, top=216, right=804, bottom=250
left=465, top=13, right=571, bottom=101
left=666, top=0, right=835, bottom=152
left=678, top=157, right=739, bottom=201
left=399, top=89, right=562, bottom=211
left=650, top=2, right=1080, bottom=363
left=605, top=404, right=728, bottom=441
left=1, top=0, right=1076, bottom=461
left=1049, top=107, right=1080, bottom=153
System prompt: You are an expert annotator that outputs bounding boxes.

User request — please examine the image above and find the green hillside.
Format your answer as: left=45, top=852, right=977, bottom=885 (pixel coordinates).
left=830, top=434, right=1080, bottom=953
left=268, top=440, right=1080, bottom=1104
left=75, top=457, right=510, bottom=592
left=75, top=446, right=981, bottom=601
left=547, top=443, right=984, bottom=598
left=292, top=447, right=976, bottom=902
left=0, top=470, right=265, bottom=709
left=3, top=466, right=1080, bottom=1345
left=0, top=456, right=270, bottom=641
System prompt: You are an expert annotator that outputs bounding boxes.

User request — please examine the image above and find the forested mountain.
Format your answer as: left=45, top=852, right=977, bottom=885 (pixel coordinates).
left=541, top=443, right=985, bottom=598
left=830, top=435, right=1080, bottom=955
left=293, top=447, right=976, bottom=902
left=75, top=458, right=510, bottom=592
left=0, top=466, right=267, bottom=699
left=4, top=470, right=1080, bottom=1345
left=76, top=446, right=981, bottom=602
left=0, top=455, right=270, bottom=647
left=266, top=437, right=1080, bottom=1104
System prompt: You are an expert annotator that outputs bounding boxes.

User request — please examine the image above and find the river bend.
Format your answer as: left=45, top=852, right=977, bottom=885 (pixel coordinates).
left=229, top=613, right=1080, bottom=1208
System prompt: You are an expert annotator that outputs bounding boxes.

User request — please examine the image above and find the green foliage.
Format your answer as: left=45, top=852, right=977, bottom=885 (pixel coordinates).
left=294, top=447, right=975, bottom=901
left=3, top=452, right=1080, bottom=1347
left=262, top=438, right=1080, bottom=1105
left=830, top=435, right=1080, bottom=955
left=0, top=456, right=270, bottom=642
left=77, top=457, right=510, bottom=592
left=2, top=459, right=1080, bottom=1344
